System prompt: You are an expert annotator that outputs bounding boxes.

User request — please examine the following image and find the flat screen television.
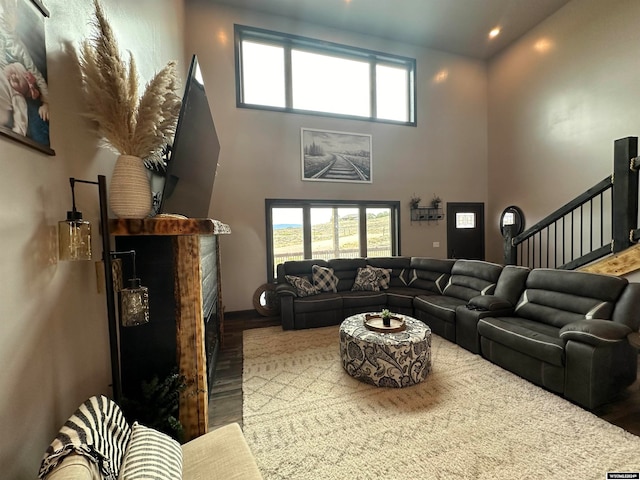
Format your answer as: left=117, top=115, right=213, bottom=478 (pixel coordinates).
left=157, top=54, right=220, bottom=218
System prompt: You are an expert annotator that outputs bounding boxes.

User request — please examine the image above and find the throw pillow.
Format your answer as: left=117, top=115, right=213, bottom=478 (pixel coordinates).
left=38, top=395, right=131, bottom=480
left=118, top=422, right=183, bottom=480
left=368, top=266, right=392, bottom=289
left=312, top=265, right=339, bottom=292
left=351, top=267, right=380, bottom=291
left=285, top=275, right=320, bottom=297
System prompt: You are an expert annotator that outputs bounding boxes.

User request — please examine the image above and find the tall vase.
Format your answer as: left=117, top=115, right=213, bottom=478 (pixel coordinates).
left=109, top=154, right=152, bottom=219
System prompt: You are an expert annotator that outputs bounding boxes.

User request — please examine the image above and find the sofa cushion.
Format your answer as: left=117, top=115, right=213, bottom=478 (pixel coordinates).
left=478, top=316, right=565, bottom=366
left=399, top=268, right=418, bottom=286
left=294, top=293, right=343, bottom=313
left=367, top=257, right=411, bottom=288
left=182, top=423, right=263, bottom=480
left=413, top=294, right=466, bottom=323
left=514, top=290, right=615, bottom=328
left=441, top=259, right=503, bottom=301
left=525, top=268, right=627, bottom=302
left=408, top=257, right=455, bottom=293
left=512, top=269, right=628, bottom=329
left=341, top=291, right=387, bottom=309
left=329, top=258, right=368, bottom=291
left=312, top=265, right=338, bottom=293
left=285, top=275, right=319, bottom=297
left=351, top=267, right=381, bottom=291
left=119, top=422, right=182, bottom=480
left=385, top=287, right=435, bottom=310
left=43, top=454, right=100, bottom=480
left=279, top=259, right=329, bottom=277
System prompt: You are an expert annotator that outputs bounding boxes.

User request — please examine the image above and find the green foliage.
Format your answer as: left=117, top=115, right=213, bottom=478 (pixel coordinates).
left=274, top=211, right=391, bottom=251
left=304, top=141, right=325, bottom=156
left=122, top=370, right=187, bottom=442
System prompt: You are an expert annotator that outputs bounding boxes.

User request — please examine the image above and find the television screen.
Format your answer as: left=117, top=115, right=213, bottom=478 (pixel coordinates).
left=157, top=54, right=219, bottom=218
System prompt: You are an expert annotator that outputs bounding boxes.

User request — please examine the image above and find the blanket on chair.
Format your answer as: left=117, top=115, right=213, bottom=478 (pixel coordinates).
left=38, top=395, right=131, bottom=480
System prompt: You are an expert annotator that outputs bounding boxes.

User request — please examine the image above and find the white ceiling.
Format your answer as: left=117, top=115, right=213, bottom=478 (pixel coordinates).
left=206, top=0, right=570, bottom=60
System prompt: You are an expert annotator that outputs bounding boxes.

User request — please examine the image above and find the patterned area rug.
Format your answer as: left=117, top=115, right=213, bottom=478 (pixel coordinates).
left=243, top=325, right=640, bottom=480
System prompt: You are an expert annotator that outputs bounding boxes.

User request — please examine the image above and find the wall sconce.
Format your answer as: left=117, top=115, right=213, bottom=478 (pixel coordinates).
left=57, top=175, right=143, bottom=403
left=59, top=178, right=92, bottom=261
left=112, top=250, right=149, bottom=327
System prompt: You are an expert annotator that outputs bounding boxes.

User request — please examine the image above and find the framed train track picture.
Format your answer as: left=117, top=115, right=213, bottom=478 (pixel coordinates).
left=301, top=128, right=372, bottom=183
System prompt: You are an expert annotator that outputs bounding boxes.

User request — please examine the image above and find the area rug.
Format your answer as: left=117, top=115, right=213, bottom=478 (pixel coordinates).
left=242, top=325, right=640, bottom=480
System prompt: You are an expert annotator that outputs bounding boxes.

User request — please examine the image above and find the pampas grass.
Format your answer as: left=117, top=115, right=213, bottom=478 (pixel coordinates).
left=79, top=0, right=181, bottom=159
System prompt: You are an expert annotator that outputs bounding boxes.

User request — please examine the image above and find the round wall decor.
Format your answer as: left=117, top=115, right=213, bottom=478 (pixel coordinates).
left=500, top=205, right=525, bottom=237
left=252, top=283, right=280, bottom=317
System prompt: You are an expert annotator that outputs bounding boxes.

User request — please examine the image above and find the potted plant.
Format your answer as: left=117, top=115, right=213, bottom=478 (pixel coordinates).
left=431, top=194, right=442, bottom=209
left=381, top=308, right=392, bottom=327
left=121, top=370, right=187, bottom=441
left=410, top=195, right=421, bottom=209
left=79, top=0, right=182, bottom=218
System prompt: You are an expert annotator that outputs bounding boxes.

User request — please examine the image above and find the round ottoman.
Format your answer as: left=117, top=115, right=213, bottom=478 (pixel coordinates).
left=339, top=313, right=432, bottom=388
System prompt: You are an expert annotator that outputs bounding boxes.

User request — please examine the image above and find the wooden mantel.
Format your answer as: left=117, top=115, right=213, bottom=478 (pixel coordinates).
left=109, top=217, right=231, bottom=236
left=109, top=216, right=230, bottom=441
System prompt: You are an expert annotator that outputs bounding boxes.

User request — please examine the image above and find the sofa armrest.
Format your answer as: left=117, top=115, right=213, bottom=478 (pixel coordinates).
left=467, top=295, right=513, bottom=313
left=182, top=423, right=262, bottom=480
left=43, top=454, right=101, bottom=480
left=559, top=319, right=632, bottom=346
left=275, top=283, right=297, bottom=297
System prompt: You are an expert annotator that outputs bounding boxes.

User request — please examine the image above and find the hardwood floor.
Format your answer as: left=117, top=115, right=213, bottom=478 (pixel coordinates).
left=208, top=311, right=640, bottom=436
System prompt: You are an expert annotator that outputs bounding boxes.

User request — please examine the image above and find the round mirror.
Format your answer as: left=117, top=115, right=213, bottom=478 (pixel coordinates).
left=252, top=283, right=280, bottom=317
left=500, top=205, right=525, bottom=237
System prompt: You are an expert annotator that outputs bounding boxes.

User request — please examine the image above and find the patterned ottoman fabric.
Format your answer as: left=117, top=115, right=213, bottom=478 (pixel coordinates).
left=339, top=313, right=432, bottom=388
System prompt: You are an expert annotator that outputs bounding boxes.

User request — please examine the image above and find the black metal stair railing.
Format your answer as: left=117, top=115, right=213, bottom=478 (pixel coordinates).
left=504, top=137, right=639, bottom=270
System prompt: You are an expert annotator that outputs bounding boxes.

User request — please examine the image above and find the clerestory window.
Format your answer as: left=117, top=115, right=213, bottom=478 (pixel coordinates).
left=235, top=25, right=416, bottom=126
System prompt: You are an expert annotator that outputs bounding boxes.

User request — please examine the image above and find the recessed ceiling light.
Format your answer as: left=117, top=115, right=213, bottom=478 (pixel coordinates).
left=489, top=28, right=501, bottom=39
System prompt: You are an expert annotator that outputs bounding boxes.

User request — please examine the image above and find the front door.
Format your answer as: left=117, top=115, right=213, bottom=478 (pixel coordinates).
left=447, top=202, right=485, bottom=260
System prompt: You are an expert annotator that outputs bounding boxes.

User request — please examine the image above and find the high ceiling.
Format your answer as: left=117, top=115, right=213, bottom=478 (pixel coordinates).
left=206, top=0, right=571, bottom=59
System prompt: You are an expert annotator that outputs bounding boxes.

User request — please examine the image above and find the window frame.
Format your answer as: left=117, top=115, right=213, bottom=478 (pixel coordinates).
left=265, top=199, right=402, bottom=282
left=235, top=25, right=417, bottom=126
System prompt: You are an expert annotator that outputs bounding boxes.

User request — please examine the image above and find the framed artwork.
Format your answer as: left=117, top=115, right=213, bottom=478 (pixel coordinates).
left=0, top=0, right=54, bottom=155
left=301, top=128, right=372, bottom=183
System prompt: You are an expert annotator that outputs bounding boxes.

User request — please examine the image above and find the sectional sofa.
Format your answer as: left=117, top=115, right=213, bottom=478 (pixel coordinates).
left=275, top=257, right=640, bottom=409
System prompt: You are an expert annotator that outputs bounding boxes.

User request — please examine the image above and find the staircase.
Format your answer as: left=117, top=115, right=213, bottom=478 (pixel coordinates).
left=503, top=137, right=640, bottom=276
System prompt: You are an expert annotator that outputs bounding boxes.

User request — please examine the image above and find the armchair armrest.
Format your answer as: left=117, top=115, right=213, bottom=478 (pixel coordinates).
left=467, top=295, right=513, bottom=313
left=559, top=319, right=632, bottom=346
left=275, top=283, right=297, bottom=297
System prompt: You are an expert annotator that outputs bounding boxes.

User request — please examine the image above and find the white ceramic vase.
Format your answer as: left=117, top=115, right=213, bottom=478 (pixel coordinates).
left=109, top=154, right=152, bottom=219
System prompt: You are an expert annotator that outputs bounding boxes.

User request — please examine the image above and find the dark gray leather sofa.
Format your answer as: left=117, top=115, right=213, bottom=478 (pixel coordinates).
left=275, top=257, right=640, bottom=409
left=413, top=259, right=505, bottom=342
left=477, top=268, right=640, bottom=409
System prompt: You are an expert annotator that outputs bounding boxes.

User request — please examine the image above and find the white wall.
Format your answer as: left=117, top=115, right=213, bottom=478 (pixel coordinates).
left=184, top=2, right=489, bottom=311
left=487, top=0, right=640, bottom=263
left=0, top=1, right=184, bottom=477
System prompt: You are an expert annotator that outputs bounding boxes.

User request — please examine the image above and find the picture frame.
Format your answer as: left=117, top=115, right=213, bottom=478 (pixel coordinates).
left=0, top=0, right=54, bottom=155
left=301, top=128, right=372, bottom=183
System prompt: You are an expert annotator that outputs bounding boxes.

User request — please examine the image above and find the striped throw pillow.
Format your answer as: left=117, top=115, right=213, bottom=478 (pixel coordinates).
left=118, top=422, right=182, bottom=479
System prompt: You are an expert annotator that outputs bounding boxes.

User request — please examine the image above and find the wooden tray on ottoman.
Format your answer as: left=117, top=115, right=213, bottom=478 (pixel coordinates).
left=364, top=313, right=406, bottom=333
